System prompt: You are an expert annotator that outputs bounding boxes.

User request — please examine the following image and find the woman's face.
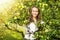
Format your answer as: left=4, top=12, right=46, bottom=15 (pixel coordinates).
left=31, top=7, right=39, bottom=18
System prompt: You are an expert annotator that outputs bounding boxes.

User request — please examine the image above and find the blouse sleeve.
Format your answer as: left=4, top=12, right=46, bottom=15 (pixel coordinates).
left=25, top=26, right=30, bottom=34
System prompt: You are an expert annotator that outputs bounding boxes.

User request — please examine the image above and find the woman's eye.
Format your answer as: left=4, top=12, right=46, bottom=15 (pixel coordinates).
left=33, top=11, right=38, bottom=12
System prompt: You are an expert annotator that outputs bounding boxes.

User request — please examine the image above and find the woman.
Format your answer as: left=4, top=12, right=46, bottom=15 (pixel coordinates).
left=24, top=6, right=40, bottom=40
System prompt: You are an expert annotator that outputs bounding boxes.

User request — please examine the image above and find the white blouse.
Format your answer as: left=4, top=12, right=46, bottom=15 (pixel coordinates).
left=24, top=20, right=44, bottom=40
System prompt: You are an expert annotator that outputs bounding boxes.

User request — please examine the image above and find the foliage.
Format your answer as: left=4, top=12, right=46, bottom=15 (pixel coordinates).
left=0, top=0, right=60, bottom=40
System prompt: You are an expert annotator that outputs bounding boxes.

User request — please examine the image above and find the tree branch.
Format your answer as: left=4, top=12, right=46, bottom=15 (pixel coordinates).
left=5, top=24, right=24, bottom=37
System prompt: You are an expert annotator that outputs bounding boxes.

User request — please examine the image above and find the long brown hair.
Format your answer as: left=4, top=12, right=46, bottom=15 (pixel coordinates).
left=29, top=6, right=40, bottom=22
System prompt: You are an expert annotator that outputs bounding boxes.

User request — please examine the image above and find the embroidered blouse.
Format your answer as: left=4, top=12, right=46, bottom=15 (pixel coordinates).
left=24, top=20, right=44, bottom=40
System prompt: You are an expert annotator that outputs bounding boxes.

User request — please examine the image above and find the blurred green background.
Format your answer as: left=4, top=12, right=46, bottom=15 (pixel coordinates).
left=0, top=0, right=60, bottom=40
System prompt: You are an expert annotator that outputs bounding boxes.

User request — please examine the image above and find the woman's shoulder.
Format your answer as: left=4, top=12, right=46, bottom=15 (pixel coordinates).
left=27, top=22, right=35, bottom=26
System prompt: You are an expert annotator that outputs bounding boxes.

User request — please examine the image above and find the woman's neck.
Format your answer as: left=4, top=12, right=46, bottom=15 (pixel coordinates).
left=33, top=17, right=37, bottom=23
